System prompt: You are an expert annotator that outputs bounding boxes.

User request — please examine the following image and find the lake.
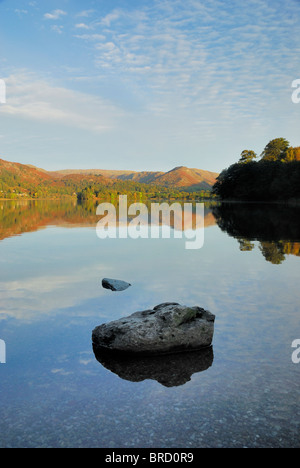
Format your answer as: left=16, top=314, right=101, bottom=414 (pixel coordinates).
left=0, top=199, right=299, bottom=448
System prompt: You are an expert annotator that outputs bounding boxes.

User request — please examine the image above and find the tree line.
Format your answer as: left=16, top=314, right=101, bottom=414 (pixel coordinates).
left=77, top=180, right=213, bottom=201
left=213, top=138, right=300, bottom=201
left=0, top=168, right=214, bottom=201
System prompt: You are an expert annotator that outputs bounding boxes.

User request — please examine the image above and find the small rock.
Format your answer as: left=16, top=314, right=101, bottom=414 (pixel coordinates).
left=102, top=278, right=131, bottom=292
left=92, top=302, right=215, bottom=355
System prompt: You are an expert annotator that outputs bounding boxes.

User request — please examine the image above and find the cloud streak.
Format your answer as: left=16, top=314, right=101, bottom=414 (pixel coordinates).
left=44, top=9, right=67, bottom=20
left=1, top=0, right=300, bottom=170
left=0, top=71, right=123, bottom=133
left=73, top=0, right=300, bottom=124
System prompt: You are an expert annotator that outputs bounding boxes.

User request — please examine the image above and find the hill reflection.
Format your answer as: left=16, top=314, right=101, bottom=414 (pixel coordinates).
left=213, top=203, right=300, bottom=264
left=0, top=199, right=216, bottom=242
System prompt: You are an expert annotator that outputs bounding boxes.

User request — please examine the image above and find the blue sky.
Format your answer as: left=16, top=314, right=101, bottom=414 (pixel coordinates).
left=0, top=0, right=300, bottom=172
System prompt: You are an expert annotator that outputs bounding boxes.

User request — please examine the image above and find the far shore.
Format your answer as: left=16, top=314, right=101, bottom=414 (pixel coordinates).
left=218, top=198, right=300, bottom=206
left=1, top=197, right=300, bottom=205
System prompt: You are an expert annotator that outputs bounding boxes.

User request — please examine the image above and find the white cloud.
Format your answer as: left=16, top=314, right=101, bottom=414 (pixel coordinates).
left=75, top=23, right=91, bottom=30
left=2, top=0, right=300, bottom=171
left=44, top=9, right=67, bottom=20
left=76, top=9, right=95, bottom=18
left=15, top=9, right=28, bottom=16
left=51, top=25, right=64, bottom=34
left=100, top=10, right=122, bottom=27
left=0, top=71, right=123, bottom=133
left=78, top=0, right=300, bottom=126
left=74, top=34, right=106, bottom=42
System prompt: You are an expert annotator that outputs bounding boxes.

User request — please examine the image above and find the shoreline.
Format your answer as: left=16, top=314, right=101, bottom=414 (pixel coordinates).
left=0, top=196, right=216, bottom=203
left=219, top=198, right=300, bottom=206
left=1, top=197, right=300, bottom=205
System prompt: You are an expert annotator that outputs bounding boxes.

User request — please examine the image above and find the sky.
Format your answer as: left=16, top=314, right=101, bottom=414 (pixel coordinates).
left=0, top=0, right=300, bottom=173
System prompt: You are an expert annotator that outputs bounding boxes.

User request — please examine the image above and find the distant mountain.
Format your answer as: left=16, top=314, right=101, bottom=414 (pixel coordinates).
left=50, top=165, right=218, bottom=190
left=0, top=158, right=218, bottom=197
left=149, top=166, right=218, bottom=190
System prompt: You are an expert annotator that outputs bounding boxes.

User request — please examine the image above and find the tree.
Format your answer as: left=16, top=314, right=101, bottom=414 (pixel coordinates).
left=260, top=138, right=290, bottom=162
left=285, top=146, right=300, bottom=162
left=238, top=150, right=257, bottom=164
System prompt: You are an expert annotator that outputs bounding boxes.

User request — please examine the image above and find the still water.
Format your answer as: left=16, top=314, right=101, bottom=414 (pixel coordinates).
left=0, top=200, right=299, bottom=448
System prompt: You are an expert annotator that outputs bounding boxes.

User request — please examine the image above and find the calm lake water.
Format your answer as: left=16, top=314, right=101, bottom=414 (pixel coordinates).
left=0, top=199, right=299, bottom=448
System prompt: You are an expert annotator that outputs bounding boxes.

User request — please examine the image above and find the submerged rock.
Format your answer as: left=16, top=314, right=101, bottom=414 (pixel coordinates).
left=92, top=302, right=215, bottom=356
left=93, top=346, right=214, bottom=387
left=102, top=278, right=131, bottom=292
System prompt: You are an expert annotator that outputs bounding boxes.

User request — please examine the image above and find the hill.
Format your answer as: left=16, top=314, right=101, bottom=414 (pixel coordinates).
left=0, top=158, right=218, bottom=199
left=50, top=165, right=218, bottom=190
left=0, top=158, right=112, bottom=198
left=0, top=158, right=52, bottom=184
left=151, top=166, right=218, bottom=190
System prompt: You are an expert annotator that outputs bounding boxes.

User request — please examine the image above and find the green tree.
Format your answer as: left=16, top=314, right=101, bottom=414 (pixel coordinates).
left=260, top=138, right=290, bottom=162
left=238, top=150, right=257, bottom=164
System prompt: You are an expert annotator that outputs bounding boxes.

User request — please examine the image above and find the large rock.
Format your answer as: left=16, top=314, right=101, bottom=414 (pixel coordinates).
left=92, top=302, right=215, bottom=356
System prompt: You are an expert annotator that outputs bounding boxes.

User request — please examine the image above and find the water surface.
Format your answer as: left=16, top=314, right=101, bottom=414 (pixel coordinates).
left=0, top=200, right=299, bottom=448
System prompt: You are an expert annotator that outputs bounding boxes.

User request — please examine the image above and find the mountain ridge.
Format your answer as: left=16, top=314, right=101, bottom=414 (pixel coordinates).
left=0, top=157, right=219, bottom=196
left=47, top=165, right=218, bottom=190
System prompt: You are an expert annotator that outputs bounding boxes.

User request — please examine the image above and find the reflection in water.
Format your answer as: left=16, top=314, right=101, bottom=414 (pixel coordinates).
left=0, top=199, right=97, bottom=241
left=1, top=198, right=300, bottom=447
left=213, top=203, right=300, bottom=264
left=93, top=346, right=214, bottom=387
left=0, top=199, right=217, bottom=242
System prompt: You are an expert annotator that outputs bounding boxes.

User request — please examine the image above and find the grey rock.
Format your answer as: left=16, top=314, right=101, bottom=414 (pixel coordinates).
left=92, top=302, right=215, bottom=356
left=102, top=278, right=131, bottom=292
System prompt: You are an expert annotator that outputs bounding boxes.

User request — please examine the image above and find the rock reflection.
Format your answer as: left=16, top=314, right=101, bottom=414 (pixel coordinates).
left=93, top=346, right=214, bottom=387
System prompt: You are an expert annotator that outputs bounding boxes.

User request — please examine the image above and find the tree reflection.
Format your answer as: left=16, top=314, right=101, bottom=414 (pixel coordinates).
left=237, top=238, right=255, bottom=252
left=213, top=203, right=300, bottom=264
left=259, top=241, right=286, bottom=265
